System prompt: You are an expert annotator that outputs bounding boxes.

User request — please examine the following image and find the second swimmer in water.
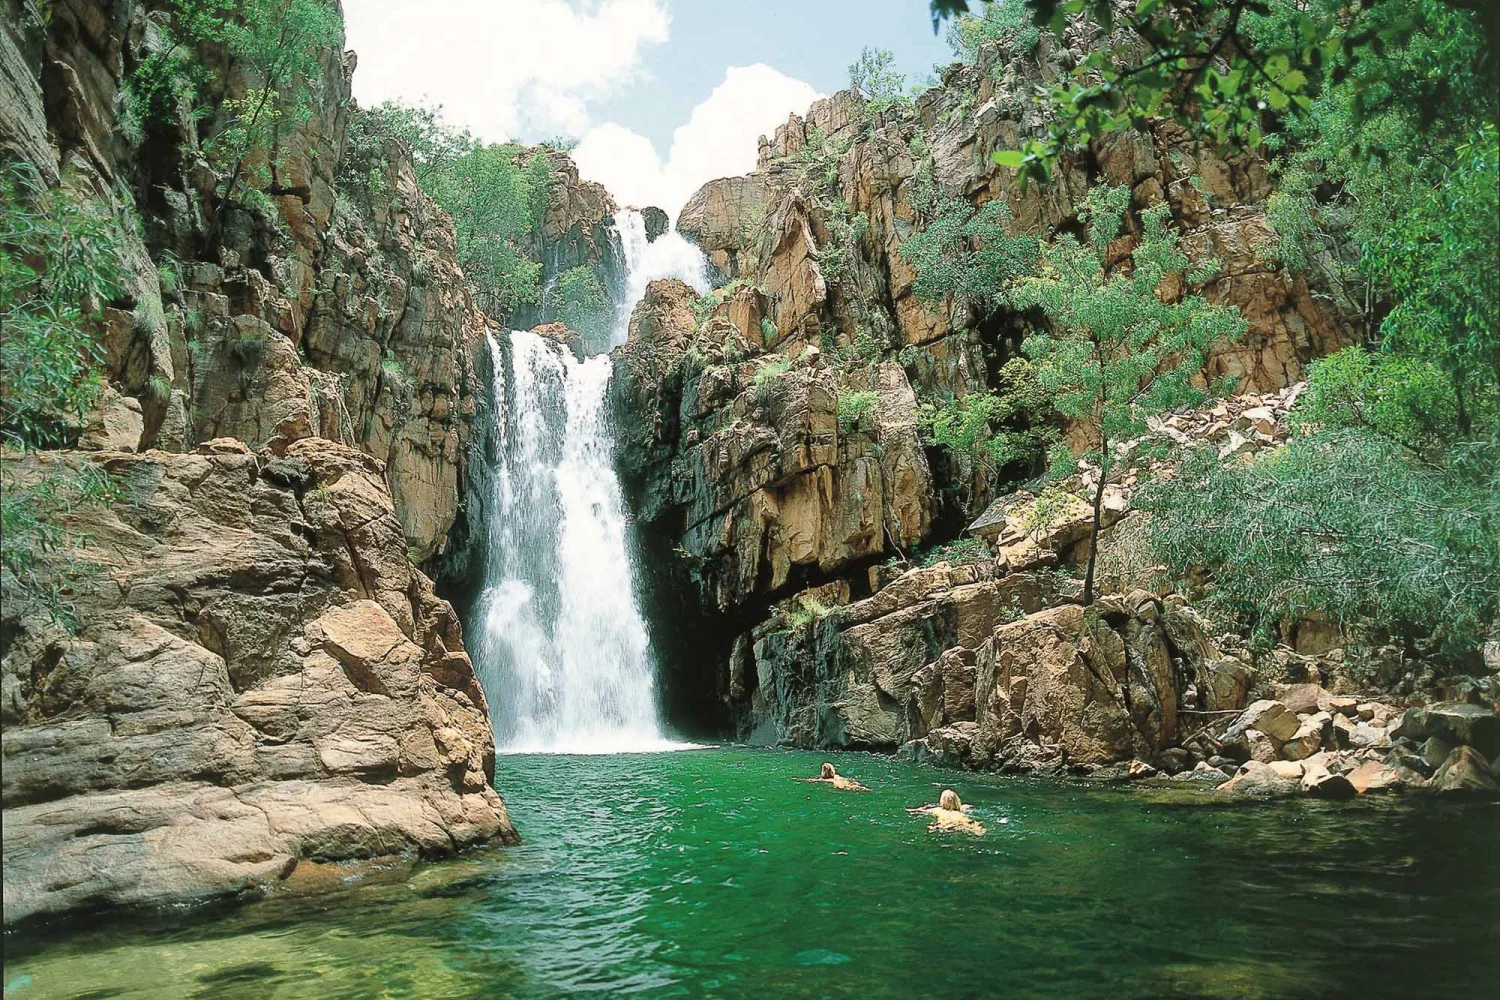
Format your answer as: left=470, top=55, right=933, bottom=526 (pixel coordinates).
left=797, top=761, right=870, bottom=791
left=906, top=788, right=986, bottom=835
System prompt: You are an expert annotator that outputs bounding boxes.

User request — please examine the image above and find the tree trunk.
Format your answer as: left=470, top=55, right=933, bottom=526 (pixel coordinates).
left=1082, top=435, right=1107, bottom=606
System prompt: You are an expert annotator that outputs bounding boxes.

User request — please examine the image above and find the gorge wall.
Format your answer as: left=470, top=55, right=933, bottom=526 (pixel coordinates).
left=0, top=0, right=619, bottom=925
left=616, top=27, right=1357, bottom=755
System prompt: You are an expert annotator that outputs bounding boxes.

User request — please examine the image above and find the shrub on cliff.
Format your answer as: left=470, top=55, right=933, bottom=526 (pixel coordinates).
left=348, top=102, right=552, bottom=319
left=1011, top=187, right=1246, bottom=604
left=0, top=161, right=123, bottom=625
left=555, top=266, right=613, bottom=351
left=123, top=1, right=344, bottom=214
left=1139, top=430, right=1500, bottom=668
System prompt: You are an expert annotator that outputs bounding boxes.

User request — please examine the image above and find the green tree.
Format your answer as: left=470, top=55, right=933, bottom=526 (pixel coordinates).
left=128, top=1, right=344, bottom=217
left=1011, top=187, right=1246, bottom=603
left=897, top=197, right=1038, bottom=310
left=928, top=1, right=1498, bottom=184
left=1139, top=430, right=1499, bottom=666
left=0, top=164, right=122, bottom=448
left=554, top=265, right=612, bottom=350
left=0, top=161, right=121, bottom=624
left=848, top=47, right=907, bottom=108
left=350, top=103, right=554, bottom=318
left=1362, top=125, right=1499, bottom=430
left=945, top=0, right=1040, bottom=61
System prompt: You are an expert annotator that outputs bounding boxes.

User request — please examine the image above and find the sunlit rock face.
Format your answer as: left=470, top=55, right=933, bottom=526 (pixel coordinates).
left=616, top=23, right=1356, bottom=752
left=0, top=441, right=514, bottom=926
left=0, top=0, right=609, bottom=925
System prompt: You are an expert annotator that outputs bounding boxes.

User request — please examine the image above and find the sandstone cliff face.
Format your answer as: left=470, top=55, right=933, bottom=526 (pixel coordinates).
left=0, top=0, right=623, bottom=925
left=616, top=28, right=1355, bottom=755
left=615, top=279, right=934, bottom=614
left=0, top=440, right=515, bottom=926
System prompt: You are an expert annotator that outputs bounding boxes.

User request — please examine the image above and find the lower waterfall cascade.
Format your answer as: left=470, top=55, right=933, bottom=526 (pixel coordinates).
left=470, top=210, right=710, bottom=752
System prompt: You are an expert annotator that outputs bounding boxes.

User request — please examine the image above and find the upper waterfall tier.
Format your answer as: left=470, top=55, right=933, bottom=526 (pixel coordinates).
left=610, top=209, right=711, bottom=348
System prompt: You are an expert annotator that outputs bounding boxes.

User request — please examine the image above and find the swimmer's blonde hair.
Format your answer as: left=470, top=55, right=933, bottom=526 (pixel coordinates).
left=939, top=789, right=962, bottom=811
left=820, top=762, right=836, bottom=779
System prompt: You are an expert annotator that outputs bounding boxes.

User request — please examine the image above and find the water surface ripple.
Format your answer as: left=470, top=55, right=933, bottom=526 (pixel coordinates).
left=5, top=748, right=1497, bottom=999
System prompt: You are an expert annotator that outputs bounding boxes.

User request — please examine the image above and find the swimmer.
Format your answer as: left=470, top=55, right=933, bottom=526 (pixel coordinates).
left=906, top=788, right=986, bottom=835
left=797, top=761, right=870, bottom=791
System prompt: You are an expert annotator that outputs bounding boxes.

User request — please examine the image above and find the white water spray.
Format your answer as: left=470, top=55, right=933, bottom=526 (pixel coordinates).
left=472, top=209, right=709, bottom=753
left=609, top=208, right=710, bottom=347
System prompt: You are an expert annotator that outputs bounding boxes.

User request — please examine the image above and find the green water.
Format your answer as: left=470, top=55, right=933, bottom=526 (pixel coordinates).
left=5, top=748, right=1497, bottom=999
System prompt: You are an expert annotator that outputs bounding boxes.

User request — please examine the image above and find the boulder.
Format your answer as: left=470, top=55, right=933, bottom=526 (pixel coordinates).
left=1281, top=712, right=1330, bottom=761
left=0, top=445, right=515, bottom=926
left=1420, top=736, right=1455, bottom=770
left=1346, top=760, right=1413, bottom=794
left=1429, top=746, right=1500, bottom=797
left=1276, top=683, right=1330, bottom=715
left=1393, top=703, right=1500, bottom=760
left=1301, top=763, right=1357, bottom=799
left=1128, top=760, right=1159, bottom=779
left=1224, top=700, right=1300, bottom=744
left=1216, top=760, right=1300, bottom=798
left=1268, top=760, right=1306, bottom=780
left=640, top=205, right=670, bottom=241
left=1246, top=728, right=1280, bottom=763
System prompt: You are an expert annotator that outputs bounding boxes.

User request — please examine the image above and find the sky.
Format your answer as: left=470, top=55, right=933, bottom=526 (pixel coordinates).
left=342, top=0, right=956, bottom=217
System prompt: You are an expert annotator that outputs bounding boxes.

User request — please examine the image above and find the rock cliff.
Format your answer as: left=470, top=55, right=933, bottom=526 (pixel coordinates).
left=1, top=440, right=515, bottom=925
left=0, top=0, right=618, bottom=925
left=615, top=24, right=1362, bottom=755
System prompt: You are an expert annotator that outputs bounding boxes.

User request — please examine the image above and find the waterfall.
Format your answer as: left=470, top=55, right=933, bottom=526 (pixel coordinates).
left=609, top=208, right=710, bottom=346
left=474, top=331, right=669, bottom=752
left=471, top=210, right=709, bottom=753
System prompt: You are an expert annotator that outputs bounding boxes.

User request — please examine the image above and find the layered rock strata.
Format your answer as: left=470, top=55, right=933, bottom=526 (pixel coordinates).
left=1, top=441, right=516, bottom=926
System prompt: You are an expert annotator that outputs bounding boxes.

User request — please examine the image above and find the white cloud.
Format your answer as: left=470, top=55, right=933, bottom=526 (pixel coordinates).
left=574, top=65, right=821, bottom=218
left=343, top=0, right=670, bottom=140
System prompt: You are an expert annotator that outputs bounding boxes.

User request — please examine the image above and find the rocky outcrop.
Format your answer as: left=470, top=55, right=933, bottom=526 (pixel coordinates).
left=619, top=27, right=1354, bottom=756
left=640, top=205, right=669, bottom=242
left=677, top=175, right=769, bottom=279
left=615, top=279, right=935, bottom=613
left=0, top=440, right=515, bottom=926
left=0, top=0, right=562, bottom=927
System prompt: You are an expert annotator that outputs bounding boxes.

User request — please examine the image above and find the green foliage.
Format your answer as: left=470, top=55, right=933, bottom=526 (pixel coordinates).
left=137, top=1, right=345, bottom=209
left=0, top=162, right=122, bottom=626
left=1012, top=188, right=1246, bottom=602
left=919, top=358, right=1051, bottom=483
left=946, top=0, right=1040, bottom=61
left=852, top=325, right=888, bottom=365
left=837, top=390, right=880, bottom=433
left=812, top=203, right=870, bottom=285
left=752, top=356, right=794, bottom=408
left=1012, top=190, right=1246, bottom=464
left=381, top=348, right=408, bottom=390
left=897, top=198, right=1038, bottom=309
left=1139, top=432, right=1499, bottom=665
left=917, top=536, right=992, bottom=568
left=1299, top=348, right=1491, bottom=460
left=848, top=46, right=909, bottom=110
left=760, top=317, right=779, bottom=344
left=929, top=1, right=1500, bottom=185
left=0, top=163, right=123, bottom=449
left=784, top=592, right=834, bottom=629
left=1362, top=125, right=1499, bottom=414
left=754, top=356, right=794, bottom=386
left=554, top=265, right=612, bottom=349
left=349, top=103, right=553, bottom=317
left=1, top=461, right=116, bottom=628
left=785, top=125, right=850, bottom=201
